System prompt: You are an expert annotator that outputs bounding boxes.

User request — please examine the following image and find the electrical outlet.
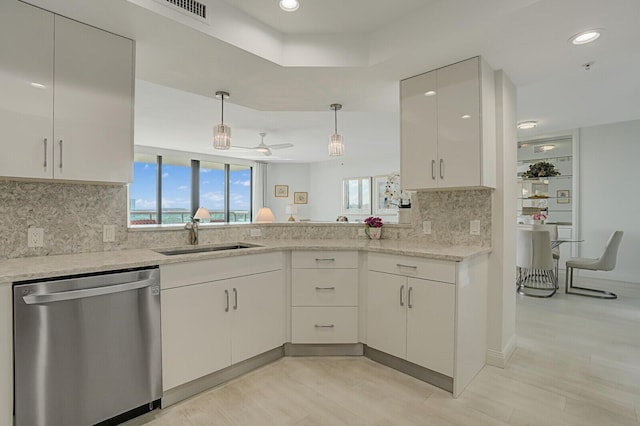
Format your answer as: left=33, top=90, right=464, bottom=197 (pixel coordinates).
left=470, top=220, right=481, bottom=235
left=103, top=225, right=116, bottom=242
left=422, top=220, right=432, bottom=234
left=250, top=228, right=261, bottom=237
left=28, top=227, right=44, bottom=247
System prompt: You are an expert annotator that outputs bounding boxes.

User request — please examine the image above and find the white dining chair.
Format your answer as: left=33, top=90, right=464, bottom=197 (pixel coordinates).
left=565, top=231, right=624, bottom=299
left=517, top=229, right=557, bottom=298
left=532, top=223, right=560, bottom=280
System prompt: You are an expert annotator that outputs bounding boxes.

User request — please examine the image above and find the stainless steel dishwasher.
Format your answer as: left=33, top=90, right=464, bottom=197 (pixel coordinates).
left=13, top=266, right=162, bottom=426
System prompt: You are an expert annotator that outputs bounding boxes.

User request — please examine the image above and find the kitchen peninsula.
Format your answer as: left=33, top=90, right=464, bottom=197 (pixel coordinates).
left=0, top=238, right=489, bottom=424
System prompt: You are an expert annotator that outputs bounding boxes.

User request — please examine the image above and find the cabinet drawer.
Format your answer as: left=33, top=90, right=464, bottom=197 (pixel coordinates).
left=367, top=253, right=455, bottom=283
left=292, top=307, right=358, bottom=344
left=160, top=252, right=283, bottom=289
left=292, top=269, right=358, bottom=306
left=292, top=251, right=358, bottom=269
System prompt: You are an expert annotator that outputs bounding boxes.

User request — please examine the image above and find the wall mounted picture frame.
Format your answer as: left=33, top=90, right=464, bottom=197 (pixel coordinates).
left=373, top=175, right=399, bottom=215
left=275, top=185, right=289, bottom=197
left=294, top=192, right=308, bottom=204
left=557, top=189, right=571, bottom=204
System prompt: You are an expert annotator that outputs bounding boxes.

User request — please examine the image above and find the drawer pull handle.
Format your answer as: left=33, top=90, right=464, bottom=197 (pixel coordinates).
left=315, top=286, right=336, bottom=291
left=315, top=258, right=336, bottom=262
left=314, top=324, right=335, bottom=328
left=396, top=263, right=418, bottom=269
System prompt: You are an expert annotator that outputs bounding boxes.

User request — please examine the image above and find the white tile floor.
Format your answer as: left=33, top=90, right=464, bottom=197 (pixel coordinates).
left=126, top=275, right=640, bottom=425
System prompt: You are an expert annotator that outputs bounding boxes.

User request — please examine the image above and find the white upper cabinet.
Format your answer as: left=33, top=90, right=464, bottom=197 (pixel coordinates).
left=401, top=57, right=496, bottom=190
left=0, top=1, right=134, bottom=183
left=0, top=1, right=54, bottom=179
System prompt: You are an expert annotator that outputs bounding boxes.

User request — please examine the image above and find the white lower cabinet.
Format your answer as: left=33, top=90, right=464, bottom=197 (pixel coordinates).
left=291, top=251, right=359, bottom=344
left=367, top=271, right=455, bottom=376
left=160, top=255, right=285, bottom=391
left=366, top=252, right=488, bottom=396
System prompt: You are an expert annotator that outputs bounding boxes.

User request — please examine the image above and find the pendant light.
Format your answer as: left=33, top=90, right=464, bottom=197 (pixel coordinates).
left=328, top=103, right=344, bottom=157
left=214, top=91, right=231, bottom=150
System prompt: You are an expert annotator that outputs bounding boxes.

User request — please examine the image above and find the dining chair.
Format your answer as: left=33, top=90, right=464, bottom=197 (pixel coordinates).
left=565, top=231, right=624, bottom=299
left=517, top=229, right=557, bottom=298
left=532, top=223, right=559, bottom=284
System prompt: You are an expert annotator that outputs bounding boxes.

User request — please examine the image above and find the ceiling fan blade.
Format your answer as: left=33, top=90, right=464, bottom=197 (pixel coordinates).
left=229, top=145, right=256, bottom=150
left=262, top=148, right=272, bottom=156
left=268, top=143, right=294, bottom=150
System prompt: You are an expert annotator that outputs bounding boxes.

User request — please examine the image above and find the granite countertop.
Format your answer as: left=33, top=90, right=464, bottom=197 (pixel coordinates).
left=0, top=240, right=491, bottom=283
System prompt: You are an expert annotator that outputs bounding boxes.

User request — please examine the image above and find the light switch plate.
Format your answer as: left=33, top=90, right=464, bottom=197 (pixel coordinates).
left=28, top=227, right=44, bottom=247
left=250, top=228, right=261, bottom=237
left=470, top=220, right=481, bottom=235
left=103, top=225, right=116, bottom=242
left=422, top=221, right=432, bottom=234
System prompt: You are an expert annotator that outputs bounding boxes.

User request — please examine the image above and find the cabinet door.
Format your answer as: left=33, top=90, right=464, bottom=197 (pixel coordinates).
left=437, top=57, right=481, bottom=188
left=0, top=1, right=54, bottom=179
left=406, top=278, right=455, bottom=376
left=53, top=16, right=133, bottom=183
left=161, top=281, right=231, bottom=390
left=400, top=70, right=438, bottom=190
left=231, top=270, right=286, bottom=364
left=366, top=271, right=407, bottom=359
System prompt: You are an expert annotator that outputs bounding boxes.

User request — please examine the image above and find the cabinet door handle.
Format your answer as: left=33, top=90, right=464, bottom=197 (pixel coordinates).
left=431, top=159, right=436, bottom=180
left=314, top=324, right=335, bottom=328
left=400, top=285, right=405, bottom=307
left=396, top=263, right=417, bottom=270
left=59, top=139, right=63, bottom=169
left=224, top=289, right=229, bottom=312
left=43, top=138, right=48, bottom=167
left=408, top=286, right=413, bottom=309
left=233, top=288, right=238, bottom=310
left=315, top=286, right=336, bottom=291
left=315, top=258, right=335, bottom=262
left=440, top=158, right=444, bottom=179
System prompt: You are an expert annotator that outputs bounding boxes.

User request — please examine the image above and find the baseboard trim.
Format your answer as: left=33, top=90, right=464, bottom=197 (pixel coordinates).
left=364, top=345, right=453, bottom=393
left=162, top=346, right=284, bottom=407
left=284, top=343, right=363, bottom=357
left=486, top=334, right=517, bottom=368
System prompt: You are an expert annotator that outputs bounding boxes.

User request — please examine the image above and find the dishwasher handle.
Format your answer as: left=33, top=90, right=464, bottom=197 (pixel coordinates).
left=22, top=278, right=156, bottom=305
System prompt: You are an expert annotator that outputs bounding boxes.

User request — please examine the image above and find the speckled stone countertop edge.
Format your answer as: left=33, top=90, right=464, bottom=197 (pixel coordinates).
left=0, top=240, right=491, bottom=283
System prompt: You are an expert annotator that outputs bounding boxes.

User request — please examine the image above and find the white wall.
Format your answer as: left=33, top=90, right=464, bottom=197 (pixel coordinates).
left=266, top=164, right=310, bottom=221
left=308, top=156, right=400, bottom=222
left=578, top=119, right=640, bottom=283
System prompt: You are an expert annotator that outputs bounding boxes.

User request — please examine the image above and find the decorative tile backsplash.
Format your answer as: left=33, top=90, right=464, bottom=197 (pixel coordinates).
left=0, top=181, right=492, bottom=260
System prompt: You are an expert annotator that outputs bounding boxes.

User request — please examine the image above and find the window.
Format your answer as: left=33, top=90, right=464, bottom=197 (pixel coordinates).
left=341, top=177, right=371, bottom=215
left=129, top=153, right=158, bottom=225
left=129, top=154, right=252, bottom=225
left=229, top=165, right=251, bottom=223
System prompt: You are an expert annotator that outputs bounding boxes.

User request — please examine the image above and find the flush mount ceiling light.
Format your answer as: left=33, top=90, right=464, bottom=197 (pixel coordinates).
left=213, top=91, right=231, bottom=150
left=461, top=114, right=471, bottom=119
left=517, top=121, right=538, bottom=130
left=279, top=0, right=299, bottom=12
left=328, top=103, right=344, bottom=157
left=534, top=144, right=556, bottom=153
left=570, top=29, right=602, bottom=45
left=424, top=90, right=436, bottom=97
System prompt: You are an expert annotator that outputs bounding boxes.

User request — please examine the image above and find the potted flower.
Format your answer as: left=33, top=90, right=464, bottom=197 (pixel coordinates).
left=364, top=216, right=383, bottom=240
left=523, top=161, right=561, bottom=179
left=533, top=211, right=547, bottom=224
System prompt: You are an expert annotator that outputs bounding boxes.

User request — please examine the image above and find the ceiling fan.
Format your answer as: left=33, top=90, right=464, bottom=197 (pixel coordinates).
left=233, top=132, right=293, bottom=156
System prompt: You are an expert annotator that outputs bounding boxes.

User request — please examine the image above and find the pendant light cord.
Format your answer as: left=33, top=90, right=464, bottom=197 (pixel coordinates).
left=334, top=105, right=338, bottom=133
left=221, top=95, right=224, bottom=125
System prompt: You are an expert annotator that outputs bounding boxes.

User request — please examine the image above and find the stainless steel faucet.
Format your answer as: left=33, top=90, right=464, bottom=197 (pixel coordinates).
left=184, top=219, right=199, bottom=245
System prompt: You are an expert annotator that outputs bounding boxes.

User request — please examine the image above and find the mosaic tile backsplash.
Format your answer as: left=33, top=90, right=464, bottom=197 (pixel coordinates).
left=0, top=181, right=492, bottom=260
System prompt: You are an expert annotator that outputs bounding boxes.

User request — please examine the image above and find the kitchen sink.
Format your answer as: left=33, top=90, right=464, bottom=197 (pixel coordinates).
left=154, top=243, right=263, bottom=256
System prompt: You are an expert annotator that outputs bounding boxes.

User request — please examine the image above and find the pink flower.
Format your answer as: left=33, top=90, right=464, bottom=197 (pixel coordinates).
left=364, top=216, right=383, bottom=228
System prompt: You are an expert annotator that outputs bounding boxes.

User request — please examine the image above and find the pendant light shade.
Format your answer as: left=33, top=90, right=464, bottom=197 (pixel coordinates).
left=328, top=103, right=344, bottom=157
left=214, top=91, right=231, bottom=150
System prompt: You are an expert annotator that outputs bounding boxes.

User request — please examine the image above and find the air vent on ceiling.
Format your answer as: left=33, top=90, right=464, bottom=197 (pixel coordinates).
left=158, top=0, right=207, bottom=20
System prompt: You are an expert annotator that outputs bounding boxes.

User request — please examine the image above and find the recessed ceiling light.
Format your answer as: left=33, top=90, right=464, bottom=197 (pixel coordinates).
left=517, top=121, right=538, bottom=130
left=279, top=0, right=299, bottom=12
left=570, top=30, right=601, bottom=45
left=424, top=90, right=436, bottom=97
